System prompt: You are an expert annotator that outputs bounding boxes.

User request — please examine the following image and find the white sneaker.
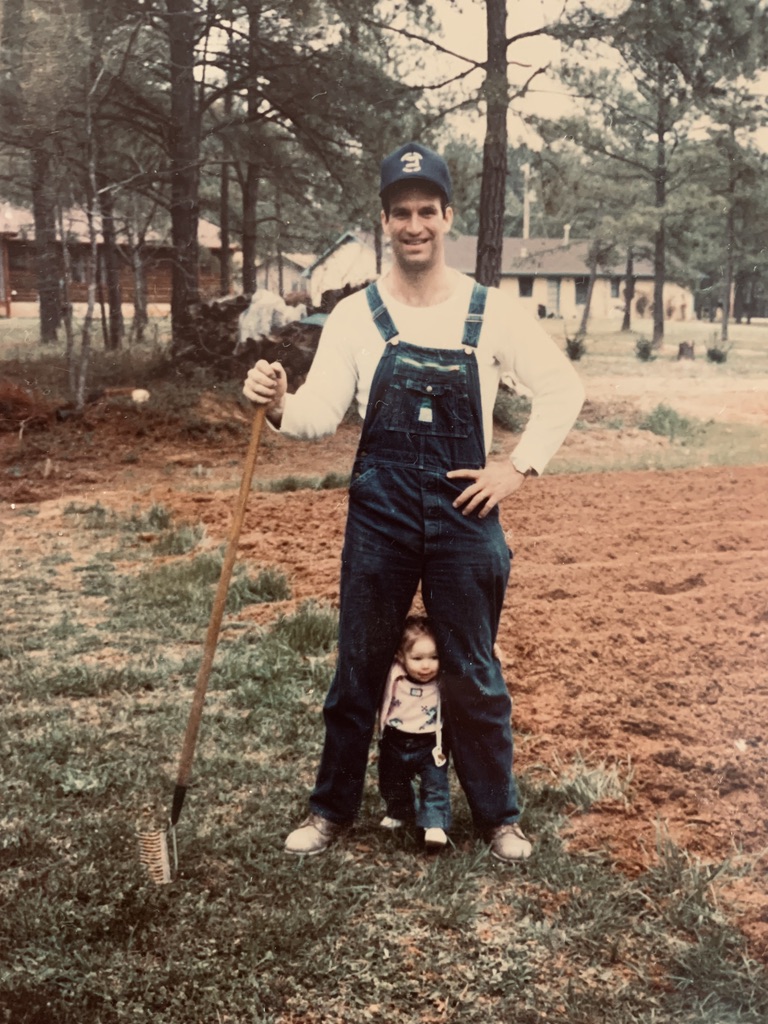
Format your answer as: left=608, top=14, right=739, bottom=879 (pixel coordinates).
left=424, top=827, right=448, bottom=849
left=380, top=816, right=405, bottom=829
left=284, top=813, right=343, bottom=855
left=489, top=822, right=532, bottom=862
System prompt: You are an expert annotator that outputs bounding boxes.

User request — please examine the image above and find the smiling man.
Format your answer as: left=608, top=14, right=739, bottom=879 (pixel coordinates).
left=243, top=141, right=585, bottom=861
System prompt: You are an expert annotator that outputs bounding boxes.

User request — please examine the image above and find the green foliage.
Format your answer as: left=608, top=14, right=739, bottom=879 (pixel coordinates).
left=493, top=389, right=532, bottom=432
left=566, top=334, right=587, bottom=361
left=260, top=472, right=350, bottom=493
left=113, top=552, right=291, bottom=632
left=635, top=336, right=656, bottom=361
left=640, top=403, right=702, bottom=444
left=706, top=340, right=731, bottom=363
left=270, top=600, right=339, bottom=656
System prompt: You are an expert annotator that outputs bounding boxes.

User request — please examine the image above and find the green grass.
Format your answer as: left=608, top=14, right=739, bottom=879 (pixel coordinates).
left=1, top=503, right=767, bottom=1024
left=258, top=471, right=350, bottom=492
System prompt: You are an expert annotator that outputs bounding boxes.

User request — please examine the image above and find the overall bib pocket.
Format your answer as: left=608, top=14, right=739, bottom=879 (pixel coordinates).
left=383, top=357, right=472, bottom=439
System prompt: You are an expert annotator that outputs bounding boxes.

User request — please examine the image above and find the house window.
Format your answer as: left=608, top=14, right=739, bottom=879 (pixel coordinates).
left=518, top=275, right=534, bottom=298
left=611, top=277, right=621, bottom=298
left=574, top=276, right=589, bottom=305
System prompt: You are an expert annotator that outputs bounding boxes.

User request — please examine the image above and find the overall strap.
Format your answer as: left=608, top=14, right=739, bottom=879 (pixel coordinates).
left=461, top=282, right=488, bottom=349
left=365, top=282, right=399, bottom=343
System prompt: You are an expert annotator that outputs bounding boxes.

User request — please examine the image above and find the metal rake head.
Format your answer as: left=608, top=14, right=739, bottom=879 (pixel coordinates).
left=137, top=826, right=177, bottom=885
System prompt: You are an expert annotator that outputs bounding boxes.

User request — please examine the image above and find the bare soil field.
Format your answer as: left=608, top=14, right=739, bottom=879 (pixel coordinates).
left=2, top=369, right=767, bottom=958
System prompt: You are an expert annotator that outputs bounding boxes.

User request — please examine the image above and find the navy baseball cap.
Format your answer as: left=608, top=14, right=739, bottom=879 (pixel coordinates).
left=379, top=142, right=452, bottom=203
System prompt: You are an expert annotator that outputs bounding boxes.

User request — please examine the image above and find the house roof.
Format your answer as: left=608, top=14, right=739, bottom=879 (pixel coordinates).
left=256, top=252, right=315, bottom=271
left=444, top=235, right=654, bottom=279
left=0, top=202, right=232, bottom=250
left=303, top=230, right=385, bottom=276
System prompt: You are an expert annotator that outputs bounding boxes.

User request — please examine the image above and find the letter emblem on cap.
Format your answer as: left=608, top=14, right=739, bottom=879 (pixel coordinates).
left=401, top=151, right=423, bottom=173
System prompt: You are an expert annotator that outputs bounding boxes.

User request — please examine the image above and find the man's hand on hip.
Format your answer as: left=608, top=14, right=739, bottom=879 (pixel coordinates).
left=447, top=461, right=528, bottom=518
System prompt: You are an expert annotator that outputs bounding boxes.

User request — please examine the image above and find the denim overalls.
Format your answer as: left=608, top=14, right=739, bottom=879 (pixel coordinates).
left=309, top=282, right=522, bottom=831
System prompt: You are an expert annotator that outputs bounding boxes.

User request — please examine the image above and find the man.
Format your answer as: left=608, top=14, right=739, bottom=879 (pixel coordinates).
left=243, top=141, right=585, bottom=860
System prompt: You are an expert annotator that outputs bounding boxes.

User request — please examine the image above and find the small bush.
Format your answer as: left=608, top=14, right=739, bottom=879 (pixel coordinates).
left=706, top=343, right=730, bottom=363
left=63, top=501, right=116, bottom=530
left=319, top=471, right=350, bottom=490
left=125, top=502, right=174, bottom=532
left=151, top=522, right=205, bottom=556
left=635, top=337, right=655, bottom=361
left=493, top=390, right=531, bottom=432
left=261, top=473, right=349, bottom=493
left=640, top=403, right=700, bottom=443
left=565, top=334, right=586, bottom=361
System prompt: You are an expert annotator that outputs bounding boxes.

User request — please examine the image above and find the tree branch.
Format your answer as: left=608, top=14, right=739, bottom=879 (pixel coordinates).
left=360, top=16, right=483, bottom=69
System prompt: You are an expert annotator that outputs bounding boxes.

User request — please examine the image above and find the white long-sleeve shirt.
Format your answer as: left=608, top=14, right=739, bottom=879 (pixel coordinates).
left=280, top=271, right=585, bottom=474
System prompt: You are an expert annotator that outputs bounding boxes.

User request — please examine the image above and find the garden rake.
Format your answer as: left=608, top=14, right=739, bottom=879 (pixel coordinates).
left=138, top=404, right=268, bottom=884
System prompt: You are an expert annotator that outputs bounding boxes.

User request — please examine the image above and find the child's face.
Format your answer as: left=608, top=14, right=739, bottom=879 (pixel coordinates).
left=402, top=635, right=439, bottom=684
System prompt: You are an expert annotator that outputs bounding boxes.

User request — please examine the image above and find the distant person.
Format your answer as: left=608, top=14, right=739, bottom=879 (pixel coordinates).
left=378, top=615, right=450, bottom=850
left=244, top=141, right=585, bottom=862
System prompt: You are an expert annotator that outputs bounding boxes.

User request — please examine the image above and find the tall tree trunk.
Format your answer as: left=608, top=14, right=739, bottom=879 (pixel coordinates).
left=131, top=242, right=148, bottom=342
left=97, top=165, right=124, bottom=349
left=576, top=246, right=599, bottom=341
left=219, top=7, right=234, bottom=296
left=241, top=4, right=261, bottom=297
left=241, top=163, right=258, bottom=296
left=31, top=144, right=61, bottom=344
left=56, top=206, right=75, bottom=390
left=374, top=220, right=383, bottom=276
left=475, top=0, right=507, bottom=287
left=126, top=196, right=149, bottom=342
left=652, top=73, right=667, bottom=347
left=166, top=0, right=200, bottom=339
left=721, top=201, right=734, bottom=344
left=219, top=160, right=231, bottom=296
left=720, top=130, right=737, bottom=344
left=621, top=247, right=634, bottom=331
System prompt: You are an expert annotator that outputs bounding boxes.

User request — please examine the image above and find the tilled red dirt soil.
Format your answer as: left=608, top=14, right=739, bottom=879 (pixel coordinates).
left=2, top=402, right=767, bottom=955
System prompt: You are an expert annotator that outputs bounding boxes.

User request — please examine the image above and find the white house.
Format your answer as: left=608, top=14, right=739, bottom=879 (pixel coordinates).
left=254, top=252, right=315, bottom=297
left=443, top=235, right=694, bottom=323
left=297, top=228, right=694, bottom=324
left=301, top=231, right=387, bottom=306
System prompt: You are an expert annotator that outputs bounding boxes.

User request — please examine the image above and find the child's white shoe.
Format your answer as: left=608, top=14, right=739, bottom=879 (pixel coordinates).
left=424, top=827, right=448, bottom=849
left=380, top=816, right=405, bottom=829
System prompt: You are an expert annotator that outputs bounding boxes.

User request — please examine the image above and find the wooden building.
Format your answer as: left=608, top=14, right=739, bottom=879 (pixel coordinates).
left=0, top=204, right=233, bottom=315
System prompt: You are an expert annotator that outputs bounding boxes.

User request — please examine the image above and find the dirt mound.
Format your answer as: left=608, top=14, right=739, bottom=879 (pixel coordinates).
left=0, top=377, right=54, bottom=433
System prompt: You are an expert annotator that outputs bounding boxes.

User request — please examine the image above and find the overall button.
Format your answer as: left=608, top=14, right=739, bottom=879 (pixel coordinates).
left=426, top=385, right=433, bottom=393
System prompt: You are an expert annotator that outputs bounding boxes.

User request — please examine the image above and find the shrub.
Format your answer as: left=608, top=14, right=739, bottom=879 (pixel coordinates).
left=565, top=334, right=586, bottom=361
left=640, top=403, right=699, bottom=443
left=706, top=343, right=730, bottom=363
left=493, top=390, right=531, bottom=432
left=635, top=337, right=655, bottom=361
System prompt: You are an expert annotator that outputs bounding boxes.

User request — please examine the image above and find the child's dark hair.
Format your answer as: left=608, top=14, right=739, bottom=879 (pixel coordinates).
left=398, top=614, right=436, bottom=658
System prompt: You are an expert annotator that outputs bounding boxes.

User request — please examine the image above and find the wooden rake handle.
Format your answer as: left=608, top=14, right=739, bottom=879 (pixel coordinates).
left=171, top=404, right=267, bottom=826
